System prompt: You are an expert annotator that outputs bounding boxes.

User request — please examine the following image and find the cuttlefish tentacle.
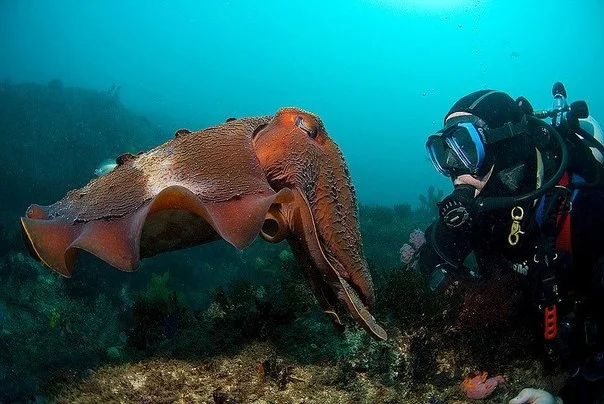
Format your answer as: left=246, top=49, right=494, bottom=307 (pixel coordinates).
left=253, top=108, right=386, bottom=340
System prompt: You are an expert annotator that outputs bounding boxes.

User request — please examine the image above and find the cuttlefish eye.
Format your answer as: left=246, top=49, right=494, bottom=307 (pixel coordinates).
left=251, top=123, right=267, bottom=140
left=294, top=116, right=318, bottom=139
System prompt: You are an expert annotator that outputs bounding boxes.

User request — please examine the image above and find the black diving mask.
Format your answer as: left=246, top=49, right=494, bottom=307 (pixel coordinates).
left=426, top=115, right=529, bottom=177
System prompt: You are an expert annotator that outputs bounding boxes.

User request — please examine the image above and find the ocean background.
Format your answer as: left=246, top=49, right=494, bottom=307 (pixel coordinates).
left=3, top=0, right=602, bottom=206
left=0, top=0, right=603, bottom=402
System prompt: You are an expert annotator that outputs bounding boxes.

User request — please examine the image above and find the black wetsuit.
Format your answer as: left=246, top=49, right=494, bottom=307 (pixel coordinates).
left=418, top=121, right=604, bottom=403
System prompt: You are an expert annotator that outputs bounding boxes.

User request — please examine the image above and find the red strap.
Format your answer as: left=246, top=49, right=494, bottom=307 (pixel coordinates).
left=555, top=172, right=573, bottom=254
left=544, top=305, right=558, bottom=340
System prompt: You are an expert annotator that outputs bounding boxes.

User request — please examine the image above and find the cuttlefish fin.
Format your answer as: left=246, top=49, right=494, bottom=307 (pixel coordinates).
left=21, top=186, right=294, bottom=277
left=21, top=205, right=148, bottom=277
left=21, top=217, right=81, bottom=277
left=177, top=187, right=292, bottom=250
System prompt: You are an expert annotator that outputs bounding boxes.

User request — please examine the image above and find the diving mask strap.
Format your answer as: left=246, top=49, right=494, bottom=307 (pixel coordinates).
left=483, top=115, right=529, bottom=144
left=442, top=114, right=529, bottom=145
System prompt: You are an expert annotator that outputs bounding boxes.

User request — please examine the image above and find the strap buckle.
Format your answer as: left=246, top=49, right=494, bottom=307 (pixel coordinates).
left=508, top=206, right=525, bottom=246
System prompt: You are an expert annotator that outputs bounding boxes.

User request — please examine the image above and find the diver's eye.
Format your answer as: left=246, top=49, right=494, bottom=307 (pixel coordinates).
left=294, top=116, right=317, bottom=139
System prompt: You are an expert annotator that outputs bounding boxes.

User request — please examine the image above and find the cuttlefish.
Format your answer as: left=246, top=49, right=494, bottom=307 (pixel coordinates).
left=20, top=107, right=387, bottom=341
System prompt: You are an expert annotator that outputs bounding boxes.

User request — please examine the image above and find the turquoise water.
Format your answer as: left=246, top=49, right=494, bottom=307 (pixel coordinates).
left=1, top=1, right=604, bottom=401
left=3, top=0, right=602, bottom=205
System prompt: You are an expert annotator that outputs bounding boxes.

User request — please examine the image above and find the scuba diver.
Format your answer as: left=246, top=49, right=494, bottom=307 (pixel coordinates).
left=418, top=83, right=604, bottom=403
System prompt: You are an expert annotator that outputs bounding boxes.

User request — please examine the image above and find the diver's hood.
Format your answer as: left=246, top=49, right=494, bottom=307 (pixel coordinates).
left=456, top=116, right=569, bottom=213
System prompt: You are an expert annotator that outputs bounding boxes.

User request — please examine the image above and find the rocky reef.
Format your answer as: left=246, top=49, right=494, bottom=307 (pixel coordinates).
left=0, top=81, right=569, bottom=403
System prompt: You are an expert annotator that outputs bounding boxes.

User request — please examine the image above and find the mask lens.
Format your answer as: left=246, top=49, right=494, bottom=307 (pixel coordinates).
left=426, top=135, right=450, bottom=176
left=426, top=121, right=487, bottom=177
left=445, top=123, right=485, bottom=174
left=427, top=134, right=468, bottom=176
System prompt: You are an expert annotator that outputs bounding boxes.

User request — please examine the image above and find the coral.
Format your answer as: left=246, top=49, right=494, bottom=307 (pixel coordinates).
left=408, top=229, right=426, bottom=250
left=400, top=244, right=415, bottom=264
left=399, top=229, right=426, bottom=267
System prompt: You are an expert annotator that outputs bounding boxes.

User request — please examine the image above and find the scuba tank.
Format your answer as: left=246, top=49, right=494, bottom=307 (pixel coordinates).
left=530, top=83, right=604, bottom=361
left=579, top=116, right=604, bottom=163
left=534, top=82, right=604, bottom=187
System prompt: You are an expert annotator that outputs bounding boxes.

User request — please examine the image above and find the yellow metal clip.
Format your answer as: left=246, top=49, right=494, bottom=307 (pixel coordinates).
left=508, top=206, right=525, bottom=246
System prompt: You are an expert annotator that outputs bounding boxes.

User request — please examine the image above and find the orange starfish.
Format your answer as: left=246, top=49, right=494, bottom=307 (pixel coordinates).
left=460, top=371, right=505, bottom=399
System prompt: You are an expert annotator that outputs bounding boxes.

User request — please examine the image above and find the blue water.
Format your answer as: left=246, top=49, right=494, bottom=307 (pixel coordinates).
left=1, top=0, right=603, bottom=205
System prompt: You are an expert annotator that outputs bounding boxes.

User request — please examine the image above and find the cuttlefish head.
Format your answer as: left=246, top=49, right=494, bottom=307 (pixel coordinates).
left=252, top=107, right=386, bottom=340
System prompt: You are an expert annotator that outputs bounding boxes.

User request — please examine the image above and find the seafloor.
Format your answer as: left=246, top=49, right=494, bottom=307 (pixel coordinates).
left=54, top=342, right=565, bottom=404
left=0, top=81, right=569, bottom=403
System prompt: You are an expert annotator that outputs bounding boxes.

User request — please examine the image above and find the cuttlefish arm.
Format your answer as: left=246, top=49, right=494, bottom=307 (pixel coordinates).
left=21, top=116, right=292, bottom=277
left=284, top=189, right=386, bottom=341
left=254, top=108, right=387, bottom=340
